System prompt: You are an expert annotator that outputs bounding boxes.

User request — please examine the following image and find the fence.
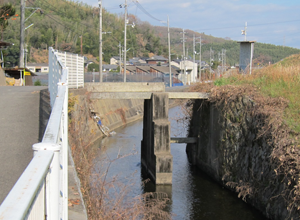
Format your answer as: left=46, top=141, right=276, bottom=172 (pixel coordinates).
left=0, top=48, right=69, bottom=219
left=55, top=50, right=84, bottom=89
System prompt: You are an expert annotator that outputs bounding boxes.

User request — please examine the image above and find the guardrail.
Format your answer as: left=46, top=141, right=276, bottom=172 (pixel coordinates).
left=0, top=48, right=69, bottom=219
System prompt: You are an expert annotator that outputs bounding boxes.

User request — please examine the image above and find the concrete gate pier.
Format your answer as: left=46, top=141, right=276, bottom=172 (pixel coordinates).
left=141, top=92, right=173, bottom=184
left=87, top=82, right=209, bottom=185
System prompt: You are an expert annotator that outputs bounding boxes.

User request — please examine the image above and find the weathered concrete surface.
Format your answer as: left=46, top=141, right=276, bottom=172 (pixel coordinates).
left=68, top=153, right=88, bottom=220
left=238, top=41, right=255, bottom=73
left=187, top=97, right=299, bottom=220
left=0, top=69, right=5, bottom=86
left=69, top=88, right=145, bottom=147
left=141, top=93, right=172, bottom=184
left=86, top=82, right=165, bottom=93
left=90, top=92, right=209, bottom=100
left=0, top=86, right=47, bottom=204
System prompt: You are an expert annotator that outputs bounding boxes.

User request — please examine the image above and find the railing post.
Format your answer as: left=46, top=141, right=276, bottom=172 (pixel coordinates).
left=33, top=143, right=61, bottom=220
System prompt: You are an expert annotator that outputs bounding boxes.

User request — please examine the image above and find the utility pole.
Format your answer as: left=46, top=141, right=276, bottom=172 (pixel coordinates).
left=218, top=51, right=221, bottom=77
left=221, top=50, right=223, bottom=76
left=210, top=47, right=212, bottom=80
left=99, top=0, right=103, bottom=82
left=168, top=16, right=172, bottom=87
left=241, top=22, right=247, bottom=41
left=197, top=36, right=202, bottom=82
left=19, top=0, right=25, bottom=68
left=119, top=42, right=122, bottom=75
left=193, top=34, right=195, bottom=83
left=181, top=29, right=186, bottom=84
left=80, top=36, right=83, bottom=56
left=224, top=50, right=226, bottom=71
left=123, top=0, right=127, bottom=82
left=244, top=22, right=247, bottom=41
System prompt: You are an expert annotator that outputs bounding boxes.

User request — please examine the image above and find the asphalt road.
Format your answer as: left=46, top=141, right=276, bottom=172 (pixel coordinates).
left=0, top=86, right=47, bottom=204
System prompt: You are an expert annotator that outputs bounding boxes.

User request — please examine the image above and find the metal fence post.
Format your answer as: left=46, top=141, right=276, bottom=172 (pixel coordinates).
left=33, top=143, right=61, bottom=220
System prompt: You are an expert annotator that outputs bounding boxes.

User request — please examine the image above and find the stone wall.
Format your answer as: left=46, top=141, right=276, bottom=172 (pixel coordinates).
left=187, top=96, right=300, bottom=220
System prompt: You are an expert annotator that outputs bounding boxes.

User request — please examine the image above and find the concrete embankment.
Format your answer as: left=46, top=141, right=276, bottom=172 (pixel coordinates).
left=68, top=83, right=188, bottom=218
left=69, top=88, right=144, bottom=145
left=186, top=88, right=300, bottom=220
left=69, top=83, right=187, bottom=145
left=68, top=87, right=145, bottom=219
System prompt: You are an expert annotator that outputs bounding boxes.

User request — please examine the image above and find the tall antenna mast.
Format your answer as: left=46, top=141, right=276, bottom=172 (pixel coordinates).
left=241, top=22, right=247, bottom=41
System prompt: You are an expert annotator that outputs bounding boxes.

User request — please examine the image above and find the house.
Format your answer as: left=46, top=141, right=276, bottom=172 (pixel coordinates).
left=129, top=57, right=146, bottom=65
left=125, top=66, right=137, bottom=74
left=150, top=66, right=178, bottom=77
left=146, top=55, right=168, bottom=65
left=110, top=56, right=121, bottom=65
left=4, top=67, right=36, bottom=86
left=136, top=66, right=150, bottom=74
left=102, top=64, right=118, bottom=72
left=0, top=40, right=13, bottom=50
left=170, top=60, right=180, bottom=68
left=26, top=63, right=49, bottom=73
left=179, top=60, right=198, bottom=83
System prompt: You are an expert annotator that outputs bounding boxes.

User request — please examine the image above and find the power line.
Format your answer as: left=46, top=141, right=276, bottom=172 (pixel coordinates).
left=132, top=0, right=163, bottom=22
left=28, top=0, right=97, bottom=31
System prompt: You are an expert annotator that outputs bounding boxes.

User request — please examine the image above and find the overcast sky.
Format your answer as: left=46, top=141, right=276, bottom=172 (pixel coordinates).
left=81, top=0, right=300, bottom=49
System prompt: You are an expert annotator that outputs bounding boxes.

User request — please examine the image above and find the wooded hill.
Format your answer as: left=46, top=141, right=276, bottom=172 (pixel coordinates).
left=3, top=0, right=300, bottom=67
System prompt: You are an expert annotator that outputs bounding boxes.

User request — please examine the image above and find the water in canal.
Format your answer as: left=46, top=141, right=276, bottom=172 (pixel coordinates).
left=96, top=106, right=267, bottom=220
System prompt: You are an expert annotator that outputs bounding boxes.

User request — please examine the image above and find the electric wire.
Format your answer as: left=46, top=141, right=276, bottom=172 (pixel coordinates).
left=131, top=0, right=164, bottom=23
left=28, top=0, right=97, bottom=31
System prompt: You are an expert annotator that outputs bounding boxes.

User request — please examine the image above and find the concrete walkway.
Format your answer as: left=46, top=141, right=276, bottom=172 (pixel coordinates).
left=0, top=86, right=87, bottom=219
left=0, top=86, right=47, bottom=204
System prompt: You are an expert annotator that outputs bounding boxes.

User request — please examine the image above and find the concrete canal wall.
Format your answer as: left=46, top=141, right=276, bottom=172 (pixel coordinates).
left=69, top=88, right=144, bottom=145
left=186, top=95, right=300, bottom=220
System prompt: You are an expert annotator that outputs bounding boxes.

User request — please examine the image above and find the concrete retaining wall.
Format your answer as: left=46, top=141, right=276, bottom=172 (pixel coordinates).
left=187, top=97, right=299, bottom=220
left=69, top=88, right=144, bottom=145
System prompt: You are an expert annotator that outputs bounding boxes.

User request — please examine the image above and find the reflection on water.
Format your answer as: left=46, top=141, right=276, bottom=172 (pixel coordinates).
left=95, top=106, right=267, bottom=220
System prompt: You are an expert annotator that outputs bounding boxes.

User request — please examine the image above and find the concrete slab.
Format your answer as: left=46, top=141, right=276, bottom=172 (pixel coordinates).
left=68, top=165, right=87, bottom=220
left=85, top=82, right=165, bottom=92
left=90, top=92, right=209, bottom=100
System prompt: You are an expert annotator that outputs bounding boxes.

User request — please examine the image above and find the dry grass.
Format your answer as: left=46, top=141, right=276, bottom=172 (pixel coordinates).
left=210, top=54, right=300, bottom=132
left=187, top=54, right=300, bottom=218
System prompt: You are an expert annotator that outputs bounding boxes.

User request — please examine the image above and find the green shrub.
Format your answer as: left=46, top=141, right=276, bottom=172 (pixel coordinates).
left=34, top=79, right=41, bottom=86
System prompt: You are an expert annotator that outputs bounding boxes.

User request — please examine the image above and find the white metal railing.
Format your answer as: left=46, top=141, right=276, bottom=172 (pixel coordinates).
left=0, top=47, right=69, bottom=219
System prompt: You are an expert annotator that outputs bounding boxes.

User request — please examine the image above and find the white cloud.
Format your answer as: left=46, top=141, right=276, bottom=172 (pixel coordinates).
left=180, top=2, right=191, bottom=8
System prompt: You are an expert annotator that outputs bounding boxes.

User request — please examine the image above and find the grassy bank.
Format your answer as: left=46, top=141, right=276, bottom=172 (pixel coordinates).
left=213, top=54, right=300, bottom=133
left=188, top=54, right=300, bottom=218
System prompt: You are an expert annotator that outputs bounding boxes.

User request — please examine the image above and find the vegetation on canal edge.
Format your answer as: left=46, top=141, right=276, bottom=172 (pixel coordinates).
left=213, top=54, right=300, bottom=133
left=189, top=53, right=300, bottom=218
left=68, top=94, right=171, bottom=219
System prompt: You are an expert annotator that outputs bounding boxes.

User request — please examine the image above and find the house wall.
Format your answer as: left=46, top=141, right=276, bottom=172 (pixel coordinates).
left=147, top=61, right=157, bottom=65
left=27, top=66, right=49, bottom=73
left=110, top=58, right=119, bottom=65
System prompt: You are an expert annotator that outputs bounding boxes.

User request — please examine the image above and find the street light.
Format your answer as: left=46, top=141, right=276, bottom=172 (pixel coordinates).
left=19, top=0, right=43, bottom=68
left=120, top=0, right=135, bottom=82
